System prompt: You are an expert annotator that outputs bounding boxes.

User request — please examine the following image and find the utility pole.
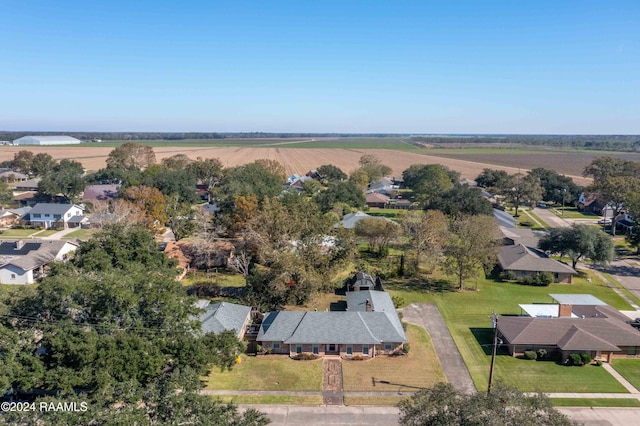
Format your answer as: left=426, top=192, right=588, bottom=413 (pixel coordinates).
left=488, top=312, right=498, bottom=394
left=562, top=188, right=566, bottom=217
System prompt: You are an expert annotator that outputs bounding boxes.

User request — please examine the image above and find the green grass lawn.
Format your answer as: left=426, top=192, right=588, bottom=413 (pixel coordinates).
left=33, top=229, right=58, bottom=237
left=366, top=207, right=404, bottom=220
left=344, top=396, right=407, bottom=406
left=204, top=354, right=323, bottom=391
left=61, top=228, right=96, bottom=240
left=521, top=209, right=551, bottom=230
left=181, top=270, right=246, bottom=287
left=550, top=207, right=597, bottom=219
left=551, top=398, right=640, bottom=407
left=342, top=325, right=445, bottom=392
left=387, top=272, right=633, bottom=393
left=611, top=359, right=640, bottom=390
left=0, top=228, right=39, bottom=237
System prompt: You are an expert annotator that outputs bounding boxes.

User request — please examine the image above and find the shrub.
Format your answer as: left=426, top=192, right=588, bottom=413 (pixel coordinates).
left=294, top=353, right=318, bottom=361
left=537, top=348, right=547, bottom=360
left=501, top=270, right=518, bottom=281
left=403, top=344, right=411, bottom=354
left=351, top=355, right=364, bottom=361
left=594, top=360, right=603, bottom=366
left=518, top=275, right=535, bottom=286
left=534, top=272, right=554, bottom=286
left=392, top=295, right=405, bottom=309
left=580, top=353, right=592, bottom=365
left=524, top=351, right=537, bottom=360
left=569, top=353, right=583, bottom=366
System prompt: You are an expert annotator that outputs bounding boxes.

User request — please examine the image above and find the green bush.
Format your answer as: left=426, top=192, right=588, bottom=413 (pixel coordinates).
left=569, top=353, right=583, bottom=366
left=580, top=353, right=592, bottom=365
left=594, top=360, right=603, bottom=366
left=501, top=270, right=518, bottom=281
left=536, top=348, right=547, bottom=360
left=534, top=272, right=554, bottom=286
left=403, top=344, right=410, bottom=354
left=524, top=351, right=537, bottom=360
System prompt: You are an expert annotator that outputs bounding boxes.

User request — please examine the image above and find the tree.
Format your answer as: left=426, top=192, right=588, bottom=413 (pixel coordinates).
left=11, top=150, right=34, bottom=174
left=122, top=185, right=168, bottom=230
left=430, top=185, right=493, bottom=217
left=218, top=162, right=283, bottom=209
left=354, top=218, right=401, bottom=256
left=443, top=215, right=498, bottom=290
left=143, top=165, right=200, bottom=204
left=254, top=159, right=287, bottom=181
left=401, top=210, right=448, bottom=274
left=187, top=157, right=224, bottom=196
left=583, top=157, right=640, bottom=235
left=317, top=180, right=365, bottom=213
left=106, top=142, right=157, bottom=171
left=398, top=382, right=575, bottom=426
left=403, top=164, right=459, bottom=206
left=30, top=153, right=56, bottom=177
left=357, top=154, right=392, bottom=184
left=0, top=181, right=13, bottom=207
left=165, top=193, right=196, bottom=241
left=501, top=173, right=543, bottom=217
left=228, top=250, right=252, bottom=286
left=625, top=192, right=640, bottom=254
left=161, top=153, right=192, bottom=169
left=317, top=164, right=347, bottom=182
left=348, top=168, right=369, bottom=190
left=528, top=167, right=580, bottom=204
left=37, top=159, right=86, bottom=201
left=475, top=168, right=510, bottom=191
left=539, top=224, right=615, bottom=269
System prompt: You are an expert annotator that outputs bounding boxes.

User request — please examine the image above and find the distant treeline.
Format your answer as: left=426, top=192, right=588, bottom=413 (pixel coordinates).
left=0, top=131, right=409, bottom=141
left=411, top=135, right=640, bottom=152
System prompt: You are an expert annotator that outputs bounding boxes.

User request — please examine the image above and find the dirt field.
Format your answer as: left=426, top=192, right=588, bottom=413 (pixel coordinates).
left=0, top=145, right=592, bottom=185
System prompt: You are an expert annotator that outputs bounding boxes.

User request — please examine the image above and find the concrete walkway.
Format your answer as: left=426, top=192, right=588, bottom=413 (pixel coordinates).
left=323, top=358, right=344, bottom=405
left=37, top=227, right=79, bottom=240
left=400, top=303, right=476, bottom=394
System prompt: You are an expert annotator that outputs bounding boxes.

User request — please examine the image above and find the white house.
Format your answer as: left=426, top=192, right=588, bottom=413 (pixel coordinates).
left=28, top=203, right=85, bottom=229
left=0, top=240, right=78, bottom=284
left=12, top=135, right=82, bottom=145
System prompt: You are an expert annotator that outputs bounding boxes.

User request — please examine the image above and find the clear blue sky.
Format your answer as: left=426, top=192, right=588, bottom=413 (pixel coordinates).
left=1, top=1, right=638, bottom=134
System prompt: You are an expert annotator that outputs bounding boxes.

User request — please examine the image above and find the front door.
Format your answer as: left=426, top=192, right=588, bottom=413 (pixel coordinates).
left=326, top=344, right=338, bottom=354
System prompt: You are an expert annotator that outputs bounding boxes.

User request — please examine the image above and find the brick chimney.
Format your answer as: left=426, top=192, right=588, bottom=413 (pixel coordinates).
left=558, top=304, right=573, bottom=318
left=365, top=299, right=372, bottom=312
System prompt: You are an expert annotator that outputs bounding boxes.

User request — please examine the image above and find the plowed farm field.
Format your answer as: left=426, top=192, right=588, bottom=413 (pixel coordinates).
left=0, top=145, right=593, bottom=185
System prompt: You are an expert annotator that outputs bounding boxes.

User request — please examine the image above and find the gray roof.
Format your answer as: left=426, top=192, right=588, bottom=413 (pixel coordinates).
left=258, top=302, right=407, bottom=345
left=13, top=135, right=82, bottom=145
left=498, top=315, right=640, bottom=351
left=0, top=240, right=78, bottom=271
left=30, top=203, right=83, bottom=216
left=197, top=301, right=251, bottom=338
left=67, top=215, right=87, bottom=223
left=15, top=178, right=41, bottom=190
left=498, top=244, right=577, bottom=275
left=550, top=294, right=605, bottom=306
left=8, top=207, right=32, bottom=217
left=258, top=311, right=306, bottom=342
left=346, top=290, right=405, bottom=338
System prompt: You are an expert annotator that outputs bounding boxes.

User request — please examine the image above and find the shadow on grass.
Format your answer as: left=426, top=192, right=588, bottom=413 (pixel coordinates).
left=470, top=327, right=510, bottom=356
left=371, top=377, right=424, bottom=390
left=387, top=277, right=454, bottom=293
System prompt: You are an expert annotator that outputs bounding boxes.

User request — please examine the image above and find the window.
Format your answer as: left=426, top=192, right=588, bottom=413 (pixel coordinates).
left=346, top=345, right=352, bottom=355
left=272, top=342, right=280, bottom=350
left=54, top=214, right=62, bottom=219
left=384, top=343, right=392, bottom=351
left=10, top=274, right=16, bottom=279
left=33, top=213, right=41, bottom=218
left=312, top=344, right=319, bottom=355
left=362, top=345, right=369, bottom=356
left=296, top=345, right=302, bottom=354
left=67, top=213, right=71, bottom=218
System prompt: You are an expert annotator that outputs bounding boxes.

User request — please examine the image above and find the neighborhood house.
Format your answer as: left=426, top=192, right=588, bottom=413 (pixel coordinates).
left=0, top=240, right=79, bottom=284
left=28, top=203, right=86, bottom=229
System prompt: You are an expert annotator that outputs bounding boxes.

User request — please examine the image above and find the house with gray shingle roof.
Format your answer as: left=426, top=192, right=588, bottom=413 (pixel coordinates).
left=497, top=243, right=577, bottom=283
left=257, top=289, right=407, bottom=358
left=0, top=240, right=78, bottom=284
left=28, top=203, right=85, bottom=229
left=195, top=300, right=252, bottom=339
left=498, top=295, right=640, bottom=363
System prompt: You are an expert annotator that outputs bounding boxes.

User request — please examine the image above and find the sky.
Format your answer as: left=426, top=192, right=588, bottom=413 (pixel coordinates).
left=1, top=1, right=639, bottom=134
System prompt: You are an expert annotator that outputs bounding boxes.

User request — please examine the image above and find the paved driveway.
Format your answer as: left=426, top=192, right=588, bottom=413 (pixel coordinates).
left=401, top=303, right=476, bottom=394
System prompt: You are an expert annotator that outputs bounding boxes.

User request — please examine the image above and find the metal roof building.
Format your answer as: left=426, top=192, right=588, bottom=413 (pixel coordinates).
left=12, top=135, right=81, bottom=145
